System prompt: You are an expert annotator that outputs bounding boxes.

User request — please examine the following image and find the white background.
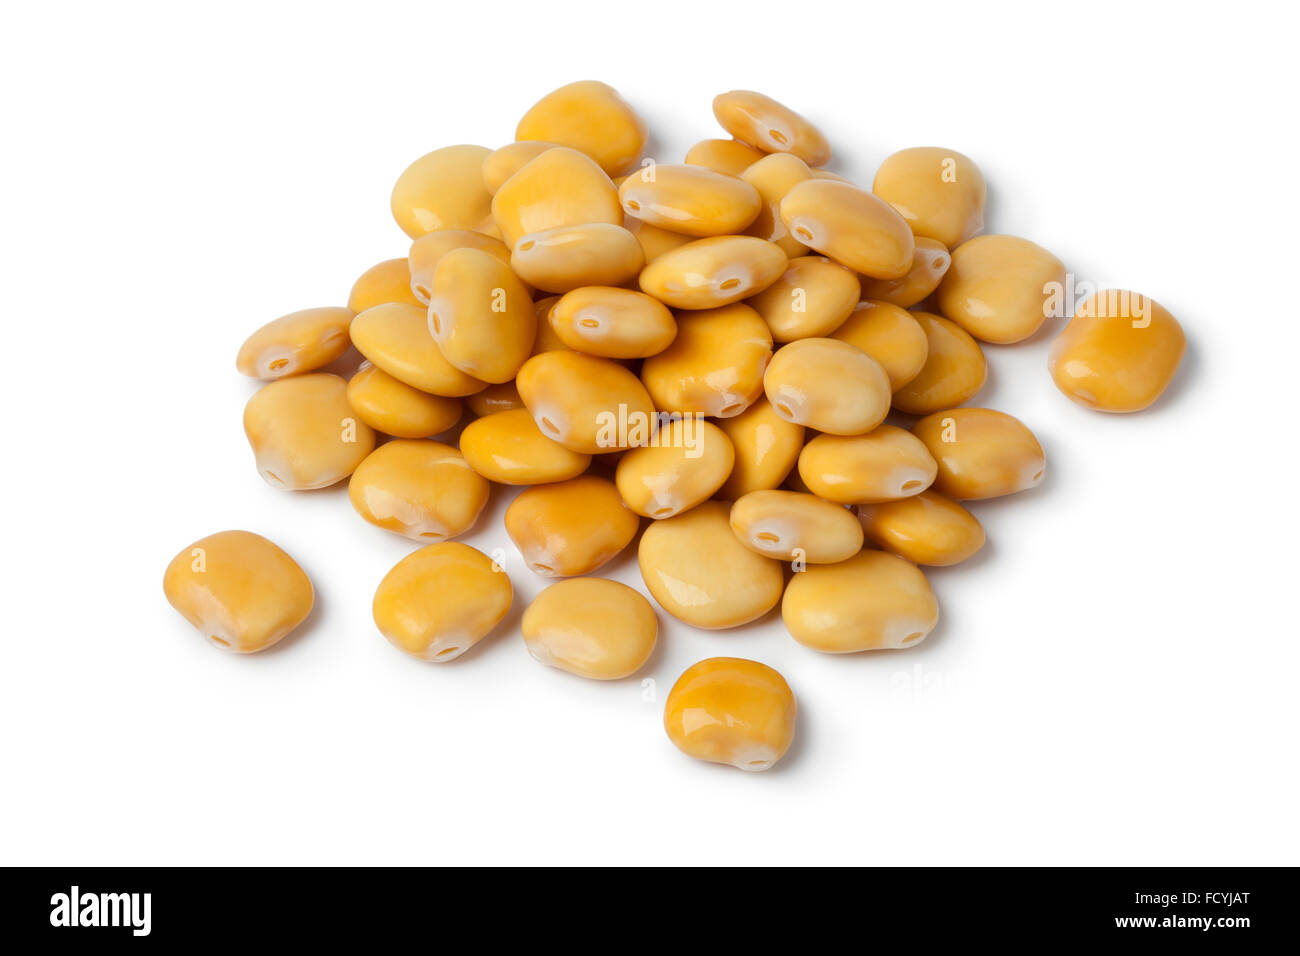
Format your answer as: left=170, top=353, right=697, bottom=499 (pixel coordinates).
left=2, top=1, right=1297, bottom=866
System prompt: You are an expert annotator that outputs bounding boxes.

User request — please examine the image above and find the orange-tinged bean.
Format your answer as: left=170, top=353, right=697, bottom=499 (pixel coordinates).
left=615, top=418, right=735, bottom=518
left=522, top=578, right=657, bottom=680
left=716, top=397, right=805, bottom=499
left=747, top=255, right=859, bottom=342
left=408, top=230, right=512, bottom=304
left=712, top=90, right=831, bottom=166
left=856, top=490, right=985, bottom=566
left=505, top=475, right=639, bottom=577
left=511, top=222, right=644, bottom=294
left=626, top=217, right=695, bottom=262
left=890, top=311, right=987, bottom=415
left=490, top=146, right=622, bottom=249
left=859, top=236, right=951, bottom=308
left=516, top=350, right=657, bottom=454
left=639, top=235, right=787, bottom=310
left=912, top=407, right=1046, bottom=500
left=831, top=300, right=930, bottom=390
left=729, top=489, right=863, bottom=563
left=780, top=179, right=914, bottom=279
left=465, top=381, right=524, bottom=417
left=236, top=307, right=353, bottom=380
left=640, top=303, right=773, bottom=417
left=618, top=163, right=761, bottom=237
left=664, top=657, right=796, bottom=771
left=243, top=373, right=375, bottom=490
left=549, top=286, right=676, bottom=358
left=798, top=426, right=938, bottom=504
left=1048, top=290, right=1186, bottom=413
left=872, top=146, right=986, bottom=248
left=348, top=440, right=488, bottom=542
left=459, top=407, right=591, bottom=485
left=783, top=550, right=938, bottom=652
left=937, top=235, right=1065, bottom=344
left=515, top=81, right=647, bottom=177
left=764, top=338, right=892, bottom=435
left=347, top=362, right=461, bottom=438
left=426, top=247, right=535, bottom=383
left=349, top=303, right=487, bottom=397
left=348, top=258, right=421, bottom=313
left=684, top=138, right=765, bottom=177
left=482, top=140, right=560, bottom=193
left=742, top=152, right=814, bottom=257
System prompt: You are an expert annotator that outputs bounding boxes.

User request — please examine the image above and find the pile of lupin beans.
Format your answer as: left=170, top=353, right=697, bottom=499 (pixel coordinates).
left=164, top=82, right=1187, bottom=772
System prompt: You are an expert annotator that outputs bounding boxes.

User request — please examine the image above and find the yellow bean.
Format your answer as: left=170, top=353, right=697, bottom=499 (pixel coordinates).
left=626, top=216, right=695, bottom=262
left=684, top=138, right=765, bottom=177
left=548, top=286, right=676, bottom=358
left=782, top=550, right=938, bottom=652
left=856, top=490, right=985, bottom=566
left=348, top=440, right=489, bottom=542
left=872, top=146, right=986, bottom=248
left=504, top=475, right=639, bottom=576
left=716, top=397, right=805, bottom=499
left=619, top=163, right=761, bottom=236
left=408, top=229, right=512, bottom=304
left=741, top=152, right=814, bottom=257
left=747, top=255, right=859, bottom=342
left=912, top=407, right=1046, bottom=499
left=664, top=657, right=796, bottom=771
left=516, top=350, right=657, bottom=453
left=522, top=578, right=657, bottom=680
left=859, top=236, right=951, bottom=308
left=638, top=501, right=784, bottom=629
left=350, top=303, right=487, bottom=397
left=426, top=247, right=535, bottom=383
left=937, top=234, right=1065, bottom=344
left=459, top=407, right=591, bottom=485
left=712, top=90, right=831, bottom=166
left=482, top=140, right=560, bottom=193
left=465, top=381, right=524, bottom=417
left=236, top=307, right=353, bottom=380
left=347, top=362, right=462, bottom=438
left=830, top=300, right=930, bottom=391
left=640, top=303, right=773, bottom=416
left=515, top=80, right=647, bottom=177
left=511, top=222, right=644, bottom=293
left=780, top=179, right=914, bottom=278
left=798, top=426, right=938, bottom=504
left=372, top=542, right=511, bottom=662
left=490, top=146, right=621, bottom=248
left=639, top=235, right=787, bottom=310
left=163, top=530, right=314, bottom=653
left=763, top=337, right=891, bottom=435
left=1048, top=290, right=1185, bottom=413
left=391, top=144, right=494, bottom=239
left=729, top=489, right=863, bottom=563
left=347, top=258, right=421, bottom=313
left=615, top=418, right=735, bottom=518
left=243, top=373, right=375, bottom=490
left=890, top=311, right=987, bottom=415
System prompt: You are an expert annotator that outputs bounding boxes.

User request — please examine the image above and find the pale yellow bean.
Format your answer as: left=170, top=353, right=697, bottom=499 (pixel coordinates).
left=830, top=300, right=930, bottom=391
left=511, top=222, right=644, bottom=293
left=236, top=307, right=353, bottom=381
left=872, top=146, right=986, bottom=248
left=684, top=138, right=765, bottom=177
left=638, top=501, right=784, bottom=629
left=408, top=229, right=513, bottom=304
left=859, top=237, right=951, bottom=308
left=937, top=234, right=1065, bottom=344
left=912, top=407, right=1046, bottom=500
left=712, top=90, right=831, bottom=166
left=729, top=490, right=863, bottom=563
left=741, top=153, right=814, bottom=257
left=798, top=426, right=938, bottom=504
left=618, top=164, right=761, bottom=237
